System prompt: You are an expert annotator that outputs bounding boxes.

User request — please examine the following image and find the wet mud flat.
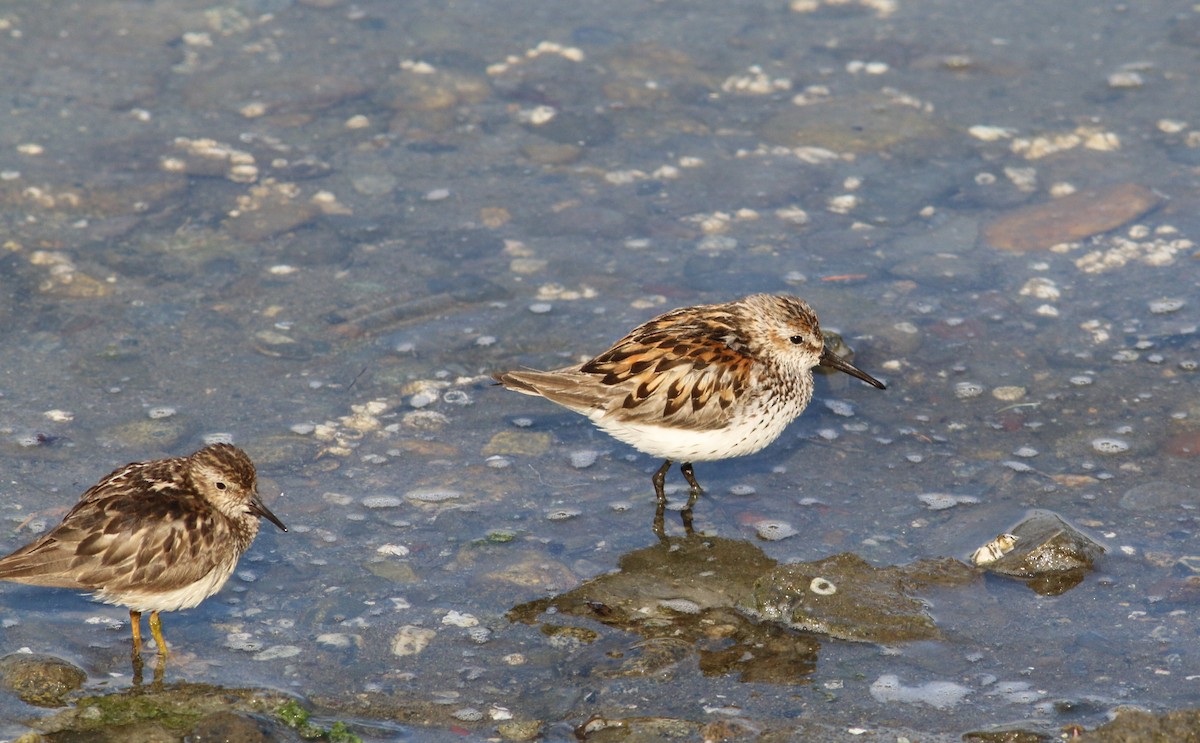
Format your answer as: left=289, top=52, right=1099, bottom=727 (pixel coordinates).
left=0, top=0, right=1199, bottom=740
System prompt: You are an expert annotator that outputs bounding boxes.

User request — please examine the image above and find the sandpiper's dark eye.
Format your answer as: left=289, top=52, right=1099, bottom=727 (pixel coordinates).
left=215, top=481, right=227, bottom=490
left=790, top=335, right=805, bottom=345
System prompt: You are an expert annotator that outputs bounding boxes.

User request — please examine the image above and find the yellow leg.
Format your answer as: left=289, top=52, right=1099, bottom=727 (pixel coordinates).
left=149, top=611, right=169, bottom=656
left=129, top=610, right=143, bottom=653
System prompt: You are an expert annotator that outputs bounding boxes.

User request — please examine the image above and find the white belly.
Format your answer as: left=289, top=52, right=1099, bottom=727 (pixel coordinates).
left=95, top=557, right=239, bottom=613
left=591, top=404, right=800, bottom=462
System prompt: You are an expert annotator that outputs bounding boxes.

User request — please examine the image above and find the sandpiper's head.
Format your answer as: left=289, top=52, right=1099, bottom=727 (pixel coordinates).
left=740, top=294, right=826, bottom=370
left=189, top=443, right=287, bottom=532
left=740, top=294, right=886, bottom=389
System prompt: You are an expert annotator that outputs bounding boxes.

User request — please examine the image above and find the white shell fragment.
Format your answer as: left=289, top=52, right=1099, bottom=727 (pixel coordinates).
left=971, top=533, right=1019, bottom=566
left=441, top=610, right=479, bottom=628
left=755, top=520, right=798, bottom=541
left=809, top=577, right=837, bottom=595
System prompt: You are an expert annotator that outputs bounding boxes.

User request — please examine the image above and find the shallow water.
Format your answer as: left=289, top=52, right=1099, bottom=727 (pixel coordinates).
left=0, top=0, right=1198, bottom=740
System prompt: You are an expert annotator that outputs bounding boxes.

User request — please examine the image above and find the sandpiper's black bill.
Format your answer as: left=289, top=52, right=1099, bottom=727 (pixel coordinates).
left=250, top=495, right=288, bottom=532
left=819, top=348, right=887, bottom=389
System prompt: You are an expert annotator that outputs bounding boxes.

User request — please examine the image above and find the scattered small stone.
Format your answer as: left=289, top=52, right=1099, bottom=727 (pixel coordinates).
left=497, top=720, right=543, bottom=741
left=569, top=449, right=599, bottom=468
left=409, top=388, right=440, bottom=408
left=918, top=493, right=980, bottom=510
left=955, top=382, right=985, bottom=399
left=648, top=598, right=699, bottom=616
left=869, top=674, right=971, bottom=709
left=992, top=386, right=1026, bottom=401
left=361, top=495, right=403, bottom=508
left=1091, top=437, right=1130, bottom=455
left=391, top=625, right=437, bottom=656
left=825, top=399, right=855, bottom=417
left=252, top=645, right=302, bottom=661
left=1148, top=298, right=1185, bottom=314
left=225, top=633, right=263, bottom=652
left=442, top=390, right=471, bottom=405
left=1107, top=71, right=1144, bottom=88
left=442, top=610, right=479, bottom=628
left=405, top=489, right=462, bottom=503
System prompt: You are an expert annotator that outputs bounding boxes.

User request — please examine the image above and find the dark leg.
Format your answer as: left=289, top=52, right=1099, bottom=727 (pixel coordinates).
left=679, top=462, right=702, bottom=535
left=680, top=462, right=703, bottom=504
left=652, top=459, right=672, bottom=541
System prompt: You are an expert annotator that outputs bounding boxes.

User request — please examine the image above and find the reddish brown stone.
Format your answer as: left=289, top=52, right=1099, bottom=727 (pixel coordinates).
left=982, top=183, right=1161, bottom=252
left=1165, top=430, right=1200, bottom=457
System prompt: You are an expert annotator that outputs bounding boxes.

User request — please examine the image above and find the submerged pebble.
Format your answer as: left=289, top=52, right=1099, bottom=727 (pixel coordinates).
left=955, top=382, right=985, bottom=399
left=1091, top=437, right=1130, bottom=455
left=1148, top=298, right=1185, bottom=314
left=391, top=625, right=437, bottom=656
left=754, top=520, right=798, bottom=541
left=362, top=495, right=403, bottom=508
left=982, top=183, right=1160, bottom=252
left=869, top=674, right=971, bottom=709
left=253, top=645, right=302, bottom=661
left=570, top=449, right=599, bottom=469
left=918, top=493, right=979, bottom=510
left=824, top=399, right=856, bottom=417
left=442, top=611, right=479, bottom=628
left=405, top=489, right=462, bottom=503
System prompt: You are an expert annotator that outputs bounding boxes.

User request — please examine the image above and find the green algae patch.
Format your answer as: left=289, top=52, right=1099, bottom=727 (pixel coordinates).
left=276, top=698, right=363, bottom=743
left=32, top=682, right=292, bottom=740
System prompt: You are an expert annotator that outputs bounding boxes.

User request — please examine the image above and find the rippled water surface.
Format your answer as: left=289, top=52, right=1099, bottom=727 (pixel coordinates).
left=0, top=1, right=1198, bottom=740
